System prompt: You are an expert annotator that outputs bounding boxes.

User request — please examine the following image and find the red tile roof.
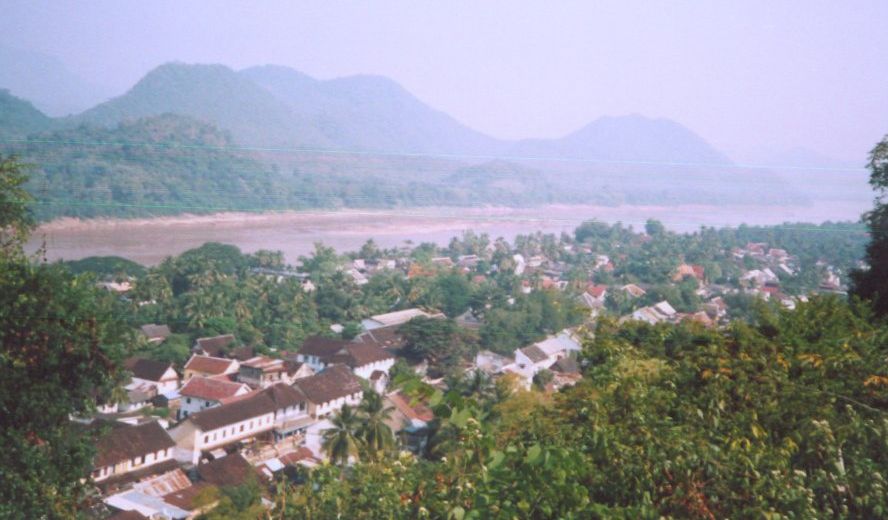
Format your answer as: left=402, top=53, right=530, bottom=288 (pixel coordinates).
left=388, top=392, right=434, bottom=422
left=184, top=355, right=236, bottom=375
left=180, top=377, right=248, bottom=402
left=585, top=284, right=608, bottom=298
left=279, top=447, right=317, bottom=466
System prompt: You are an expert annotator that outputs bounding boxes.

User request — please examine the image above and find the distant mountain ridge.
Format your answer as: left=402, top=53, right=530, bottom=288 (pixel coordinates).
left=69, top=63, right=333, bottom=149
left=68, top=62, right=729, bottom=166
left=241, top=64, right=504, bottom=155
left=0, top=89, right=53, bottom=140
left=510, top=114, right=731, bottom=165
left=0, top=61, right=825, bottom=221
left=0, top=45, right=114, bottom=116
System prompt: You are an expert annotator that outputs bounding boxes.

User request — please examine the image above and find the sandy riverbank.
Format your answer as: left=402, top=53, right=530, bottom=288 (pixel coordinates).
left=27, top=202, right=867, bottom=265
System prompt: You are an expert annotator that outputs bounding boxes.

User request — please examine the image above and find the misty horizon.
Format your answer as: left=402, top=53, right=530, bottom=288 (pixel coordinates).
left=3, top=1, right=887, bottom=165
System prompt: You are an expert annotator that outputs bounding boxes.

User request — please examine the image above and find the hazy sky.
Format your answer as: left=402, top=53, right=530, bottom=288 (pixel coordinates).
left=2, top=0, right=886, bottom=163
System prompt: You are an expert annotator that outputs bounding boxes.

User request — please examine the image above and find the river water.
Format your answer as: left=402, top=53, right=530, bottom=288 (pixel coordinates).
left=26, top=202, right=867, bottom=265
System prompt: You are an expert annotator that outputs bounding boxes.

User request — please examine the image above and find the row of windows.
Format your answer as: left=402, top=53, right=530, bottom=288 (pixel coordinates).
left=202, top=416, right=272, bottom=445
left=92, top=448, right=170, bottom=479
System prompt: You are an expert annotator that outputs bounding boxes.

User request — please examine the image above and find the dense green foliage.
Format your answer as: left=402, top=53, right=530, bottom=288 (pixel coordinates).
left=852, top=134, right=888, bottom=316
left=0, top=260, right=128, bottom=518
left=0, top=155, right=34, bottom=253
left=62, top=255, right=146, bottom=278
left=11, top=114, right=292, bottom=221
left=273, top=296, right=888, bottom=518
left=0, top=89, right=52, bottom=140
left=0, top=157, right=127, bottom=518
left=573, top=219, right=866, bottom=294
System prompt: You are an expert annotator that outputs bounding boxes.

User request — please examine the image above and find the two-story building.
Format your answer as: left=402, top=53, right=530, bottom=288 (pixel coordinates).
left=294, top=336, right=352, bottom=372
left=169, top=392, right=277, bottom=465
left=293, top=365, right=363, bottom=419
left=177, top=376, right=251, bottom=420
left=294, top=337, right=394, bottom=381
left=92, top=420, right=176, bottom=484
left=261, top=383, right=313, bottom=441
left=340, top=343, right=395, bottom=380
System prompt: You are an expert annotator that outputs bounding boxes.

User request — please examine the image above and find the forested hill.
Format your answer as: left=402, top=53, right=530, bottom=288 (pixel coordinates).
left=0, top=89, right=53, bottom=140
left=0, top=63, right=836, bottom=221
left=11, top=114, right=294, bottom=221
left=68, top=63, right=334, bottom=149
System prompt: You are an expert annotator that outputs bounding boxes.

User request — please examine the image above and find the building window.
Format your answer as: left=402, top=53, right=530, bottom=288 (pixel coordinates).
left=204, top=435, right=209, bottom=443
left=186, top=397, right=191, bottom=404
left=240, top=425, right=245, bottom=432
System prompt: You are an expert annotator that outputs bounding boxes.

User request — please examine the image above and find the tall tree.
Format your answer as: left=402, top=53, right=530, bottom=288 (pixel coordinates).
left=0, top=155, right=33, bottom=255
left=0, top=158, right=127, bottom=517
left=852, top=134, right=888, bottom=315
left=356, top=391, right=395, bottom=461
left=322, top=405, right=362, bottom=467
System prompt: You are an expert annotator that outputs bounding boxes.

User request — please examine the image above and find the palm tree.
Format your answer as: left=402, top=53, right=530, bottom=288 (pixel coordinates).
left=357, top=391, right=395, bottom=461
left=464, top=369, right=493, bottom=400
left=322, top=405, right=362, bottom=467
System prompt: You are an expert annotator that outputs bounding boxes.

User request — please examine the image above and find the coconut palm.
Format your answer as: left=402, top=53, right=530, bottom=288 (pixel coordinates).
left=322, top=405, right=362, bottom=467
left=464, top=369, right=494, bottom=400
left=357, top=391, right=395, bottom=461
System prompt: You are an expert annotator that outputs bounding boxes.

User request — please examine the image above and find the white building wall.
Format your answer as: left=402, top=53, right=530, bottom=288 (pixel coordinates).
left=353, top=358, right=395, bottom=380
left=172, top=411, right=275, bottom=465
left=93, top=447, right=174, bottom=482
left=178, top=396, right=219, bottom=420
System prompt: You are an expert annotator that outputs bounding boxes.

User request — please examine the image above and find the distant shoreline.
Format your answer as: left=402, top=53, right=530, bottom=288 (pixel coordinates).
left=28, top=202, right=867, bottom=265
left=33, top=202, right=865, bottom=233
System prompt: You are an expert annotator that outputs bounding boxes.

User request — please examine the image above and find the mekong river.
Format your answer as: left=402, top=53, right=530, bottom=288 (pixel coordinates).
left=26, top=203, right=866, bottom=266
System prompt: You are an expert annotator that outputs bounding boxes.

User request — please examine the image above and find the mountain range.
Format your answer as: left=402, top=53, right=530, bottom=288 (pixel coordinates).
left=1, top=60, right=848, bottom=222
left=65, top=62, right=732, bottom=165
left=0, top=45, right=114, bottom=116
